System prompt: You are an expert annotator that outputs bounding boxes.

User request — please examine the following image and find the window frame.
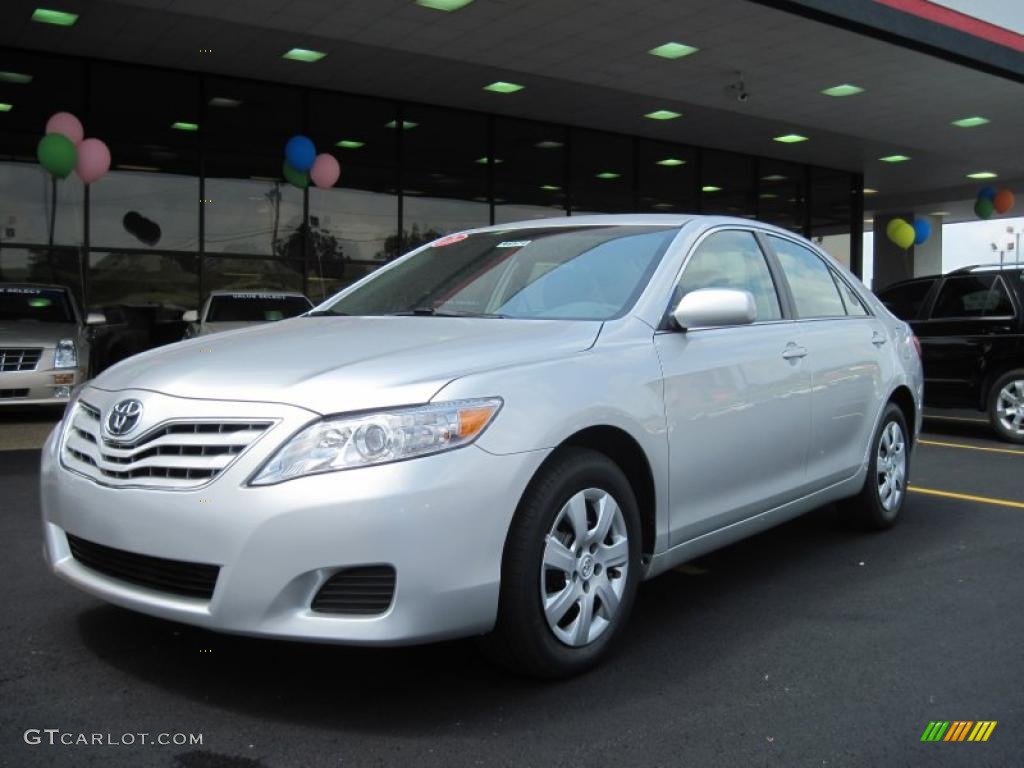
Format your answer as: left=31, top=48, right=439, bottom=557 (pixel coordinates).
left=923, top=274, right=1018, bottom=322
left=876, top=277, right=938, bottom=321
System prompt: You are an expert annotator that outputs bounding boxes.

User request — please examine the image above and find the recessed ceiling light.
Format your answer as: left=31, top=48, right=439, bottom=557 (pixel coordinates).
left=648, top=42, right=699, bottom=59
left=385, top=120, right=418, bottom=129
left=645, top=109, right=681, bottom=120
left=652, top=202, right=676, bottom=210
left=761, top=174, right=787, bottom=181
left=283, top=48, right=326, bottom=62
left=863, top=188, right=878, bottom=195
left=879, top=154, right=910, bottom=163
left=336, top=139, right=365, bottom=149
left=595, top=171, right=620, bottom=179
left=208, top=96, right=242, bottom=107
left=483, top=81, right=523, bottom=94
left=32, top=8, right=78, bottom=26
left=416, top=0, right=474, bottom=10
left=759, top=192, right=779, bottom=199
left=171, top=121, right=198, bottom=131
left=967, top=171, right=997, bottom=179
left=773, top=134, right=808, bottom=143
left=540, top=184, right=561, bottom=191
left=534, top=140, right=563, bottom=149
left=0, top=71, right=32, bottom=84
left=820, top=84, right=864, bottom=97
left=0, top=103, right=12, bottom=112
left=655, top=158, right=686, bottom=167
left=951, top=116, right=989, bottom=128
left=702, top=185, right=721, bottom=192
left=475, top=156, right=503, bottom=164
left=116, top=164, right=160, bottom=172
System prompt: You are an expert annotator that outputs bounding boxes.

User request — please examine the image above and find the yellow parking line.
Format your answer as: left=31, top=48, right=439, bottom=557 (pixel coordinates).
left=909, top=485, right=1024, bottom=510
left=918, top=439, right=1024, bottom=457
left=923, top=414, right=988, bottom=424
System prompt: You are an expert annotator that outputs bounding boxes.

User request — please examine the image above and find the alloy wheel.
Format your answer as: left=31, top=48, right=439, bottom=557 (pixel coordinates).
left=876, top=421, right=907, bottom=513
left=995, top=379, right=1024, bottom=438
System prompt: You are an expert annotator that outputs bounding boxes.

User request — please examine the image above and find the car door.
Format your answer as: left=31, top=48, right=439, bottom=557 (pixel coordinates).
left=914, top=274, right=1017, bottom=407
left=766, top=235, right=887, bottom=486
left=654, top=229, right=812, bottom=546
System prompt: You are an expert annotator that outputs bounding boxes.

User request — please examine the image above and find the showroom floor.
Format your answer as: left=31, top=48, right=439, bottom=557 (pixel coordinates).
left=1, top=411, right=1021, bottom=768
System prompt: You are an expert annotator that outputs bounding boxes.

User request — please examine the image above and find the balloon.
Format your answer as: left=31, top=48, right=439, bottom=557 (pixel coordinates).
left=282, top=160, right=309, bottom=189
left=993, top=188, right=1015, bottom=214
left=309, top=153, right=340, bottom=189
left=975, top=196, right=994, bottom=219
left=893, top=221, right=915, bottom=250
left=912, top=218, right=931, bottom=245
left=45, top=111, right=84, bottom=145
left=284, top=135, right=316, bottom=172
left=74, top=138, right=111, bottom=184
left=885, top=218, right=905, bottom=243
left=36, top=133, right=78, bottom=178
left=977, top=186, right=997, bottom=201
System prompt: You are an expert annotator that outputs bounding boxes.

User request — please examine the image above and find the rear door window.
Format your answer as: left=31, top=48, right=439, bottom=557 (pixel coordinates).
left=876, top=279, right=935, bottom=320
left=930, top=276, right=1015, bottom=319
left=767, top=235, right=846, bottom=318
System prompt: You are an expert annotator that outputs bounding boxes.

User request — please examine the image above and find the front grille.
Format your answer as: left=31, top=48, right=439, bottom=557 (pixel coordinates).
left=61, top=400, right=272, bottom=490
left=0, top=347, right=42, bottom=372
left=0, top=388, right=29, bottom=399
left=67, top=533, right=219, bottom=599
left=311, top=566, right=396, bottom=615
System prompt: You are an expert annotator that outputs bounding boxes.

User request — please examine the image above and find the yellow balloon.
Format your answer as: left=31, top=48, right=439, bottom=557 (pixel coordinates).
left=893, top=221, right=916, bottom=250
left=885, top=218, right=906, bottom=242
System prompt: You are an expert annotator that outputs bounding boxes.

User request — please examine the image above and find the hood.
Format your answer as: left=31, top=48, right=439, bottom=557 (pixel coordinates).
left=92, top=315, right=601, bottom=414
left=0, top=321, right=80, bottom=347
left=198, top=321, right=264, bottom=336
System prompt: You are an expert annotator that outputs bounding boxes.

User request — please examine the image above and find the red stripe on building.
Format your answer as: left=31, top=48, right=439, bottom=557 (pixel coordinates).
left=873, top=0, right=1024, bottom=51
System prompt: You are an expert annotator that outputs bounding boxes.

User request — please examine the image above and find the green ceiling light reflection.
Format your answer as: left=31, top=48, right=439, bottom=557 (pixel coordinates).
left=701, top=185, right=722, bottom=192
left=966, top=171, right=997, bottom=179
left=283, top=48, right=326, bottom=62
left=336, top=139, right=365, bottom=149
left=761, top=174, right=787, bottom=181
left=879, top=154, right=910, bottom=163
left=0, top=103, right=12, bottom=112
left=648, top=42, right=699, bottom=59
left=475, top=156, right=503, bottom=164
left=951, top=116, right=989, bottom=128
left=484, top=81, right=524, bottom=94
left=416, top=0, right=474, bottom=10
left=773, top=134, right=808, bottom=144
left=171, top=121, right=199, bottom=131
left=32, top=8, right=78, bottom=26
left=540, top=184, right=561, bottom=191
left=595, top=172, right=620, bottom=179
left=385, top=120, right=418, bottom=129
left=656, top=158, right=686, bottom=167
left=820, top=84, right=864, bottom=97
left=0, top=71, right=32, bottom=84
left=645, top=109, right=681, bottom=120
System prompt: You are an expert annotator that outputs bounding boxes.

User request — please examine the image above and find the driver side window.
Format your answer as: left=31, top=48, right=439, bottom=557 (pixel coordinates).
left=676, top=230, right=782, bottom=321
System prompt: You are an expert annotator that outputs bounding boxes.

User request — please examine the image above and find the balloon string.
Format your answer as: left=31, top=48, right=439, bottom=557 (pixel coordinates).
left=49, top=176, right=56, bottom=247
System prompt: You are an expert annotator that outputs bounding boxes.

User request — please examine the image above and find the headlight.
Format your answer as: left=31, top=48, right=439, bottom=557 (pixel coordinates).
left=249, top=397, right=503, bottom=486
left=54, top=338, right=77, bottom=369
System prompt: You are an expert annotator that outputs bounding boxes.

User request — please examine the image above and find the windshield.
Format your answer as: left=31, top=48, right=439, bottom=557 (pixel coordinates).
left=206, top=294, right=313, bottom=322
left=0, top=286, right=75, bottom=323
left=317, top=225, right=680, bottom=320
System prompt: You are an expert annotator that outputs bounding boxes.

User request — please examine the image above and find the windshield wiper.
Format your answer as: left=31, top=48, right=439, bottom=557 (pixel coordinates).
left=392, top=307, right=505, bottom=318
left=305, top=310, right=348, bottom=316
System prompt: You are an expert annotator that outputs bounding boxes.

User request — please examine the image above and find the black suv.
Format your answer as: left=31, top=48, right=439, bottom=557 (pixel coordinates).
left=876, top=264, right=1023, bottom=443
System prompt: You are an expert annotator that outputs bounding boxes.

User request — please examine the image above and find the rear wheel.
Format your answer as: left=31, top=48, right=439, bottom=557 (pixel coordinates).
left=988, top=370, right=1024, bottom=444
left=481, top=448, right=641, bottom=678
left=841, top=403, right=909, bottom=530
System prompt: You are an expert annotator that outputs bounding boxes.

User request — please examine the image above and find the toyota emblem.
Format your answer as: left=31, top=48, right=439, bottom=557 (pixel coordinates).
left=106, top=399, right=143, bottom=437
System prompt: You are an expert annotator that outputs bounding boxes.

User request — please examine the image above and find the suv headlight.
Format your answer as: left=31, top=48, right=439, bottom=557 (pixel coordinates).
left=54, top=338, right=77, bottom=369
left=249, top=397, right=503, bottom=486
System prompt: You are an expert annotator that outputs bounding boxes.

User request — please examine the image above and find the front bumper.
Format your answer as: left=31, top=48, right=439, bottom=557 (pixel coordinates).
left=40, top=395, right=547, bottom=645
left=0, top=349, right=84, bottom=405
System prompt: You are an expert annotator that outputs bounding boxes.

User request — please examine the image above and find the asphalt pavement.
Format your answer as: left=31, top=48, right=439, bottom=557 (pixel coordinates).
left=1, top=412, right=1022, bottom=768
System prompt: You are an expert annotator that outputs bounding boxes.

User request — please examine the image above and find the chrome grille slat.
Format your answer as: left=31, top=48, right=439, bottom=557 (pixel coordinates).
left=0, top=347, right=43, bottom=372
left=62, top=401, right=272, bottom=490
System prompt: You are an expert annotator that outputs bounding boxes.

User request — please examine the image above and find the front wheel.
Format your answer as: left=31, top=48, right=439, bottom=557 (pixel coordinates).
left=988, top=370, right=1024, bottom=444
left=841, top=403, right=910, bottom=530
left=480, top=448, right=641, bottom=678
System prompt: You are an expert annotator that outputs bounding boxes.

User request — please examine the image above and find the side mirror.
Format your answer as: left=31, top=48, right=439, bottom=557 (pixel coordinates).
left=182, top=310, right=199, bottom=323
left=85, top=312, right=106, bottom=325
left=672, top=288, right=757, bottom=330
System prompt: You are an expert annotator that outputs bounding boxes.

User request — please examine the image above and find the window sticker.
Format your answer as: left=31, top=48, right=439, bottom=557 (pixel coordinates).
left=0, top=287, right=41, bottom=294
left=496, top=240, right=532, bottom=248
left=229, top=293, right=288, bottom=300
left=431, top=232, right=469, bottom=248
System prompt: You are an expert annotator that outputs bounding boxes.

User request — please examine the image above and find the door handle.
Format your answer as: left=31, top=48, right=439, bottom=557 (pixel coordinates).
left=871, top=332, right=887, bottom=346
left=782, top=343, right=808, bottom=360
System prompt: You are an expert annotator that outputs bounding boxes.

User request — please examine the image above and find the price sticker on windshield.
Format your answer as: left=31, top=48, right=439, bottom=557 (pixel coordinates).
left=496, top=240, right=531, bottom=248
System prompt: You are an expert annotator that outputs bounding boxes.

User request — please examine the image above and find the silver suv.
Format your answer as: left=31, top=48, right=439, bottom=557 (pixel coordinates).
left=41, top=215, right=922, bottom=677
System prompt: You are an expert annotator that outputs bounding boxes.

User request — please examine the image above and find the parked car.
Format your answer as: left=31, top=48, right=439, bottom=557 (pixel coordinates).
left=876, top=264, right=1024, bottom=443
left=91, top=303, right=190, bottom=373
left=183, top=290, right=314, bottom=337
left=0, top=283, right=104, bottom=407
left=41, top=215, right=922, bottom=677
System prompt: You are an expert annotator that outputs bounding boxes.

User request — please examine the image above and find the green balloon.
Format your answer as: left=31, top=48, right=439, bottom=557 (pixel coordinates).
left=974, top=196, right=994, bottom=220
left=282, top=160, right=309, bottom=189
left=37, top=133, right=77, bottom=179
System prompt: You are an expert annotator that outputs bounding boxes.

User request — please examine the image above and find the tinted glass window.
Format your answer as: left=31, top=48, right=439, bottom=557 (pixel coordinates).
left=207, top=294, right=312, bottom=322
left=321, top=226, right=678, bottom=320
left=835, top=275, right=869, bottom=316
left=931, top=275, right=1014, bottom=318
left=769, top=236, right=846, bottom=318
left=0, top=286, right=73, bottom=322
left=876, top=280, right=934, bottom=320
left=677, top=230, right=781, bottom=321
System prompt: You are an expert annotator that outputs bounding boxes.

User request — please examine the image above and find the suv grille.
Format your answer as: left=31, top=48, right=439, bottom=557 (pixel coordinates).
left=311, top=566, right=396, bottom=615
left=0, top=347, right=42, bottom=371
left=67, top=534, right=219, bottom=599
left=61, top=400, right=272, bottom=489
left=0, top=388, right=29, bottom=399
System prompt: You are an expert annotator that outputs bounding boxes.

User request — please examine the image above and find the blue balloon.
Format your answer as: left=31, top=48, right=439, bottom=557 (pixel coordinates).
left=912, top=218, right=931, bottom=245
left=285, top=135, right=316, bottom=172
left=978, top=186, right=997, bottom=201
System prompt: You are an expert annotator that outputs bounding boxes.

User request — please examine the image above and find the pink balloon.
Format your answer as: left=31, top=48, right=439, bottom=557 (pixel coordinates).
left=310, top=153, right=340, bottom=189
left=75, top=138, right=111, bottom=185
left=45, top=112, right=84, bottom=145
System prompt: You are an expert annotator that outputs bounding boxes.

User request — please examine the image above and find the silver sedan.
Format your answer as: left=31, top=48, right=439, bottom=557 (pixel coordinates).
left=40, top=215, right=922, bottom=677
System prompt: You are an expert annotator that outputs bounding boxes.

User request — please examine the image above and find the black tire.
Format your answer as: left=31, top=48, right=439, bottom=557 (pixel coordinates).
left=480, top=447, right=642, bottom=678
left=987, top=369, right=1024, bottom=444
left=841, top=402, right=910, bottom=530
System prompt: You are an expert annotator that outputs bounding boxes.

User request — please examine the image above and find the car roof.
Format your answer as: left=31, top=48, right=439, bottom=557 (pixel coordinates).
left=468, top=213, right=803, bottom=239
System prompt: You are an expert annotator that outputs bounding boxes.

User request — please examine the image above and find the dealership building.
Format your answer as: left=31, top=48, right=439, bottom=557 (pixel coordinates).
left=0, top=0, right=1021, bottom=324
